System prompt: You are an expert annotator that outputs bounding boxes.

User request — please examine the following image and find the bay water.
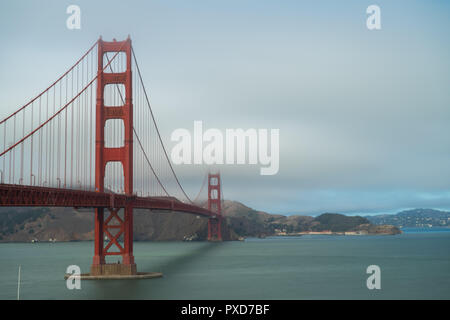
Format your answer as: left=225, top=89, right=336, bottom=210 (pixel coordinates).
left=0, top=228, right=449, bottom=299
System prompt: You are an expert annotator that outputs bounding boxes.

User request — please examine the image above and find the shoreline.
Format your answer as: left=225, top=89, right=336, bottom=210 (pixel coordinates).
left=3, top=227, right=450, bottom=244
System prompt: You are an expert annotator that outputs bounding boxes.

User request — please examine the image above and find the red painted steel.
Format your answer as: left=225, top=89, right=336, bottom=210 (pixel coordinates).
left=0, top=36, right=226, bottom=275
left=94, top=37, right=135, bottom=268
left=0, top=184, right=217, bottom=216
left=207, top=173, right=223, bottom=241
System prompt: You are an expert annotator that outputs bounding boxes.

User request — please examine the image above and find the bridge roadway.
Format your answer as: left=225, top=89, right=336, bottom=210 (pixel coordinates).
left=0, top=183, right=216, bottom=218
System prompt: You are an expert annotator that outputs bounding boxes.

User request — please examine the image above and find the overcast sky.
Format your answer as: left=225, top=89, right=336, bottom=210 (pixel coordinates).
left=1, top=0, right=449, bottom=215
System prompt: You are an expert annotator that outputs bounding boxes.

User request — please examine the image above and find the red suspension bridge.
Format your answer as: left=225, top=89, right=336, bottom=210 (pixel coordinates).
left=0, top=37, right=223, bottom=276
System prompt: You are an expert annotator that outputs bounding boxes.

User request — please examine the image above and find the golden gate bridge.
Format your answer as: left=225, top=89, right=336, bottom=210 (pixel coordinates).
left=0, top=36, right=223, bottom=277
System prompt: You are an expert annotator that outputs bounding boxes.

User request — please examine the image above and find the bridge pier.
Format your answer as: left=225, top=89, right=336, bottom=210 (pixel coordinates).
left=92, top=208, right=105, bottom=266
left=207, top=173, right=223, bottom=241
left=91, top=37, right=138, bottom=276
left=208, top=217, right=222, bottom=241
left=91, top=206, right=136, bottom=276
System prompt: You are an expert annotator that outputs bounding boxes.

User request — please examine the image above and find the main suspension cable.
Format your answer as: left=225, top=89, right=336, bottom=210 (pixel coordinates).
left=131, top=46, right=193, bottom=203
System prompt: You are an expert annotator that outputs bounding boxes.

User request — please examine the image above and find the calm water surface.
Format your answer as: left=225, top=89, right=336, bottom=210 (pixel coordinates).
left=0, top=229, right=449, bottom=299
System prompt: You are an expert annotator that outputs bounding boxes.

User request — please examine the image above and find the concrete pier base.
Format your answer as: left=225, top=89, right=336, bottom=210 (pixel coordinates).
left=64, top=263, right=163, bottom=280
left=90, top=263, right=137, bottom=276
left=64, top=272, right=163, bottom=280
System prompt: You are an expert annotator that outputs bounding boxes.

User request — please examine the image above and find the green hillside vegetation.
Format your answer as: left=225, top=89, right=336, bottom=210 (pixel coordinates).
left=0, top=201, right=400, bottom=242
left=0, top=207, right=50, bottom=238
left=313, top=213, right=370, bottom=232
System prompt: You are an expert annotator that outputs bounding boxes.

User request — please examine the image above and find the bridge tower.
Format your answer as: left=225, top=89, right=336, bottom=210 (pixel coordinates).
left=207, top=173, right=223, bottom=241
left=91, top=37, right=136, bottom=275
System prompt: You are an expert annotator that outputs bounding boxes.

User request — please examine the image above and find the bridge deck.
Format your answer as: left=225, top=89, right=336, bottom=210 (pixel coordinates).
left=0, top=184, right=215, bottom=218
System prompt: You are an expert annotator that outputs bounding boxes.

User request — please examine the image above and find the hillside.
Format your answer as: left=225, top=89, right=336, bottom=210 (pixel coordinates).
left=366, top=209, right=450, bottom=228
left=0, top=206, right=237, bottom=242
left=312, top=213, right=370, bottom=232
left=221, top=202, right=400, bottom=236
left=0, top=201, right=401, bottom=242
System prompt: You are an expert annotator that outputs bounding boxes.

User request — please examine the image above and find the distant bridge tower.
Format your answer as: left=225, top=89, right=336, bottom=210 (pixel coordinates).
left=207, top=173, right=223, bottom=241
left=91, top=37, right=136, bottom=276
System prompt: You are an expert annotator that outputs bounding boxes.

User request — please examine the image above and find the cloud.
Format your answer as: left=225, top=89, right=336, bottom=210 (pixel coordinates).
left=1, top=0, right=449, bottom=214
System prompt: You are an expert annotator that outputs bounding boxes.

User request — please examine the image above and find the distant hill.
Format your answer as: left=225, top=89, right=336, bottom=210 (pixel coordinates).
left=222, top=201, right=400, bottom=236
left=366, top=209, right=450, bottom=228
left=222, top=202, right=400, bottom=236
left=313, top=213, right=370, bottom=232
left=0, top=200, right=401, bottom=242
